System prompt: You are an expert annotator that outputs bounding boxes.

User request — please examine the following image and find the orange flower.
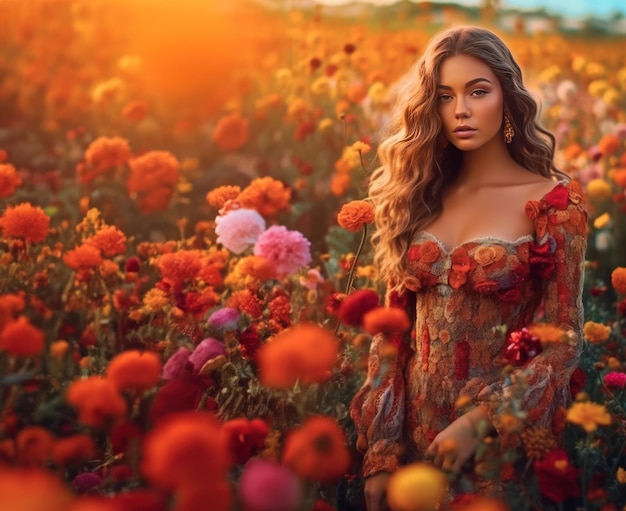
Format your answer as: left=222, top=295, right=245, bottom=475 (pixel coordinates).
left=157, top=250, right=203, bottom=289
left=345, top=82, right=367, bottom=103
left=337, top=200, right=374, bottom=232
left=141, top=412, right=232, bottom=491
left=613, top=169, right=626, bottom=188
left=106, top=350, right=162, bottom=393
left=563, top=142, right=583, bottom=161
left=528, top=324, right=568, bottom=345
left=330, top=173, right=351, bottom=197
left=16, top=426, right=55, bottom=466
left=566, top=402, right=611, bottom=432
left=0, top=202, right=50, bottom=243
left=65, top=377, right=127, bottom=428
left=583, top=321, right=611, bottom=344
left=85, top=226, right=127, bottom=257
left=362, top=306, right=411, bottom=336
left=238, top=177, right=291, bottom=218
left=63, top=244, right=103, bottom=270
left=84, top=136, right=132, bottom=169
left=211, top=113, right=250, bottom=151
left=0, top=316, right=45, bottom=357
left=126, top=151, right=179, bottom=212
left=0, top=293, right=26, bottom=331
left=0, top=467, right=74, bottom=511
left=135, top=187, right=175, bottom=215
left=226, top=289, right=262, bottom=317
left=122, top=100, right=149, bottom=121
left=257, top=323, right=338, bottom=389
left=282, top=415, right=351, bottom=484
left=52, top=435, right=96, bottom=468
left=0, top=163, right=22, bottom=198
left=598, top=133, right=620, bottom=156
left=611, top=267, right=626, bottom=294
left=387, top=463, right=448, bottom=511
left=238, top=255, right=277, bottom=281
left=206, top=185, right=241, bottom=209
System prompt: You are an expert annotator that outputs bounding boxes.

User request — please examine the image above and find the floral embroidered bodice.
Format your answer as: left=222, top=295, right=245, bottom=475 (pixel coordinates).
left=350, top=180, right=588, bottom=478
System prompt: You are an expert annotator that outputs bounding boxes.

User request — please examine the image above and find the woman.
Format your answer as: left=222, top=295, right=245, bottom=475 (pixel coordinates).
left=349, top=26, right=587, bottom=511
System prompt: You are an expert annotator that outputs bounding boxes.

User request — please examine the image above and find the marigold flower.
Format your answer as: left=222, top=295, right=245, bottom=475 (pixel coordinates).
left=142, top=288, right=170, bottom=313
left=52, top=435, right=96, bottom=468
left=282, top=415, right=350, bottom=484
left=106, top=350, right=162, bottom=393
left=127, top=151, right=179, bottom=212
left=611, top=267, right=626, bottom=294
left=237, top=255, right=277, bottom=281
left=84, top=136, right=132, bottom=170
left=157, top=250, right=202, bottom=289
left=258, top=323, right=338, bottom=389
left=65, top=377, right=127, bottom=428
left=238, top=177, right=291, bottom=218
left=520, top=426, right=557, bottom=460
left=0, top=316, right=45, bottom=357
left=16, top=426, right=55, bottom=466
left=0, top=163, right=22, bottom=198
left=122, top=100, right=149, bottom=122
left=206, top=185, right=241, bottom=209
left=593, top=212, right=610, bottom=229
left=141, top=412, right=232, bottom=491
left=598, top=133, right=621, bottom=156
left=362, top=306, right=411, bottom=336
left=0, top=468, right=74, bottom=511
left=330, top=173, right=351, bottom=196
left=239, top=457, right=302, bottom=511
left=215, top=208, right=266, bottom=254
left=386, top=462, right=448, bottom=511
left=337, top=200, right=374, bottom=232
left=566, top=402, right=611, bottom=432
left=337, top=289, right=380, bottom=326
left=583, top=321, right=611, bottom=344
left=227, top=289, right=263, bottom=318
left=211, top=113, right=250, bottom=151
left=0, top=202, right=50, bottom=243
left=253, top=225, right=311, bottom=278
left=63, top=245, right=103, bottom=271
left=586, top=178, right=612, bottom=200
left=0, top=293, right=25, bottom=331
left=85, top=226, right=127, bottom=257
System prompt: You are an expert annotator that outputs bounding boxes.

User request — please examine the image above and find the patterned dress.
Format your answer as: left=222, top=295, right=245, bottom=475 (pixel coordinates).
left=350, top=180, right=588, bottom=479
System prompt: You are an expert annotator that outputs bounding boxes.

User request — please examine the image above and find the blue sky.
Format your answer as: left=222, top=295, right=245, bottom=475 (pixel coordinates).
left=315, top=0, right=626, bottom=18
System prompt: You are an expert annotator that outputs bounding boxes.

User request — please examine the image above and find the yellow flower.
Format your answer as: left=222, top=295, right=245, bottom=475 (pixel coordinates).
left=368, top=81, right=387, bottom=104
left=311, top=76, right=331, bottom=96
left=357, top=265, right=379, bottom=280
left=387, top=463, right=448, bottom=511
left=593, top=212, right=611, bottom=230
left=583, top=321, right=611, bottom=344
left=538, top=65, right=561, bottom=83
left=318, top=118, right=334, bottom=132
left=571, top=56, right=587, bottom=73
left=351, top=141, right=371, bottom=154
left=586, top=179, right=612, bottom=200
left=566, top=402, right=611, bottom=432
left=617, top=467, right=626, bottom=484
left=604, top=88, right=621, bottom=106
left=275, top=68, right=293, bottom=89
left=588, top=79, right=610, bottom=98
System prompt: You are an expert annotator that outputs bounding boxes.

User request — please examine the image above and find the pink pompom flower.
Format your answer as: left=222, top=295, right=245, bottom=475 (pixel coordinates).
left=239, top=458, right=302, bottom=511
left=215, top=208, right=266, bottom=254
left=253, top=225, right=311, bottom=278
left=188, top=337, right=226, bottom=374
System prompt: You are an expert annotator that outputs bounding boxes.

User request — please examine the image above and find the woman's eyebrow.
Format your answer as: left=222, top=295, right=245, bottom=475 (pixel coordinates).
left=437, top=77, right=493, bottom=89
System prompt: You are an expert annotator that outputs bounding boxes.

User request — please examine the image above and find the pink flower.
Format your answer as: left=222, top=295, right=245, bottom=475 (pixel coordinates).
left=161, top=347, right=191, bottom=380
left=239, top=458, right=302, bottom=511
left=299, top=269, right=323, bottom=290
left=188, top=337, right=226, bottom=374
left=604, top=371, right=626, bottom=390
left=207, top=307, right=240, bottom=332
left=253, top=225, right=311, bottom=278
left=215, top=208, right=266, bottom=254
left=503, top=327, right=543, bottom=366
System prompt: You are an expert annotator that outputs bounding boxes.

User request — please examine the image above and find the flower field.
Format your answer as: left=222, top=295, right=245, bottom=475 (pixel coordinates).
left=1, top=0, right=626, bottom=510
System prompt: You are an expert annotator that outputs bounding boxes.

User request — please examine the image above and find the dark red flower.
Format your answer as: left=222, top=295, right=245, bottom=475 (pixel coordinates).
left=221, top=418, right=270, bottom=464
left=534, top=448, right=580, bottom=503
left=503, top=328, right=543, bottom=366
left=237, top=326, right=262, bottom=361
left=569, top=367, right=587, bottom=397
left=337, top=289, right=380, bottom=327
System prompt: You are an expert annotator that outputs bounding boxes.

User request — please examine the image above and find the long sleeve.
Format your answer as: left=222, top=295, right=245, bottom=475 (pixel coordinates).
left=477, top=180, right=588, bottom=438
left=349, top=286, right=416, bottom=478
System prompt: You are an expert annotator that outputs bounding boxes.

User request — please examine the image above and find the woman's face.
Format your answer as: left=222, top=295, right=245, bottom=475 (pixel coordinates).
left=436, top=54, right=505, bottom=152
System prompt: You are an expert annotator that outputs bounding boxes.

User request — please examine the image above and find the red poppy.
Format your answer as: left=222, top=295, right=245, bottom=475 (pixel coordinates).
left=534, top=448, right=580, bottom=503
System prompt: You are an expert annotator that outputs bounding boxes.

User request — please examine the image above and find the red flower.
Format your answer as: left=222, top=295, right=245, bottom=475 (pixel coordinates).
left=236, top=326, right=262, bottom=361
left=534, top=448, right=580, bottom=503
left=220, top=418, right=270, bottom=465
left=337, top=289, right=379, bottom=326
left=503, top=328, right=543, bottom=366
left=570, top=367, right=587, bottom=397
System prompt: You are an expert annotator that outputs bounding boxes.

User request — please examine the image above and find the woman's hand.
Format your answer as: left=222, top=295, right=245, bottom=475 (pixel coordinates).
left=364, top=471, right=391, bottom=511
left=424, top=406, right=492, bottom=473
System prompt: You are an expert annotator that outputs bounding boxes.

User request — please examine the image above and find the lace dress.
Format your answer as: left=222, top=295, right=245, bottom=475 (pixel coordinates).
left=350, top=180, right=588, bottom=479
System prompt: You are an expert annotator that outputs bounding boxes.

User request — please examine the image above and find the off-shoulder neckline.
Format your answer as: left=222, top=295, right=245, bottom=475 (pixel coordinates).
left=413, top=179, right=570, bottom=254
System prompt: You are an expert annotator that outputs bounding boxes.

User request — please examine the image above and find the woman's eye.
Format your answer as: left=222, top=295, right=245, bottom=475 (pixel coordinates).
left=471, top=89, right=488, bottom=97
left=438, top=94, right=452, bottom=102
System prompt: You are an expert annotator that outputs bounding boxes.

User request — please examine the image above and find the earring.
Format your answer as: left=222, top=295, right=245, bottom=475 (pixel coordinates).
left=503, top=115, right=514, bottom=144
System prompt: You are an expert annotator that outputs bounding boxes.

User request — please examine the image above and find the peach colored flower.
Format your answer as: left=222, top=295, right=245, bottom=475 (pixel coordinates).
left=238, top=177, right=291, bottom=218
left=211, top=113, right=250, bottom=151
left=126, top=151, right=179, bottom=213
left=0, top=163, right=22, bottom=198
left=337, top=200, right=374, bottom=232
left=0, top=203, right=50, bottom=243
left=106, top=350, right=162, bottom=393
left=598, top=133, right=620, bottom=156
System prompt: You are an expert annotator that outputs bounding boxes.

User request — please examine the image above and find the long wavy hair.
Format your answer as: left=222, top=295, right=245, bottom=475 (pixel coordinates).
left=369, top=25, right=565, bottom=293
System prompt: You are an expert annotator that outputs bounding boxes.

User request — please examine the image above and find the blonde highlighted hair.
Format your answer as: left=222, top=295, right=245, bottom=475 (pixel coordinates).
left=369, top=25, right=565, bottom=292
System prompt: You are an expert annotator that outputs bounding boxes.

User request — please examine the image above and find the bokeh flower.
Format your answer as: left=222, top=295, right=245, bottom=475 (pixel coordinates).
left=257, top=323, right=338, bottom=389
left=386, top=462, right=448, bottom=511
left=126, top=151, right=179, bottom=214
left=583, top=321, right=611, bottom=344
left=220, top=418, right=270, bottom=465
left=0, top=316, right=45, bottom=357
left=337, top=289, right=380, bottom=326
left=603, top=371, right=626, bottom=389
left=0, top=163, right=22, bottom=198
left=106, top=350, right=162, bottom=393
left=65, top=377, right=127, bottom=428
left=534, top=448, right=580, bottom=502
left=239, top=457, right=302, bottom=511
left=611, top=267, right=626, bottom=294
left=0, top=467, right=74, bottom=511
left=84, top=136, right=132, bottom=170
left=188, top=337, right=226, bottom=374
left=0, top=202, right=50, bottom=243
left=362, top=306, right=411, bottom=336
left=211, top=113, right=250, bottom=151
left=566, top=402, right=611, bottom=432
left=282, top=415, right=351, bottom=484
left=337, top=200, right=374, bottom=232
left=253, top=225, right=311, bottom=278
left=63, top=245, right=103, bottom=271
left=215, top=208, right=266, bottom=254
